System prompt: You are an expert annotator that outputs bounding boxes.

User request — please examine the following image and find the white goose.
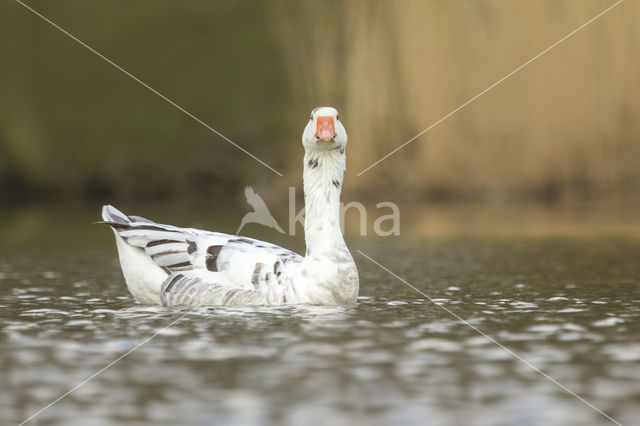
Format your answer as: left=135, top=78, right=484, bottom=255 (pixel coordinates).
left=102, top=107, right=359, bottom=307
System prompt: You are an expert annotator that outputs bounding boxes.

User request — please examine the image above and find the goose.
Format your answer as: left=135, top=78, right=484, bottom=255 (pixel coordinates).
left=101, top=107, right=359, bottom=307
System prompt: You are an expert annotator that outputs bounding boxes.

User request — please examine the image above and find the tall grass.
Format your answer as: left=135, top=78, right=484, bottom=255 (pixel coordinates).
left=271, top=0, right=640, bottom=202
left=2, top=1, right=638, bottom=205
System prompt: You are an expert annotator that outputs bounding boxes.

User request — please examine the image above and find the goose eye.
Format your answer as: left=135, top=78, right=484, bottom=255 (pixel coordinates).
left=336, top=115, right=340, bottom=121
left=310, top=115, right=313, bottom=121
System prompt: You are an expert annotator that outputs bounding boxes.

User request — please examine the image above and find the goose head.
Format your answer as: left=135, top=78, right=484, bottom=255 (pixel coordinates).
left=302, top=107, right=347, bottom=152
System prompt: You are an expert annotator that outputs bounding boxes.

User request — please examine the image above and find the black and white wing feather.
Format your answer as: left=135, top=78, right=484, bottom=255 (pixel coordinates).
left=102, top=205, right=302, bottom=296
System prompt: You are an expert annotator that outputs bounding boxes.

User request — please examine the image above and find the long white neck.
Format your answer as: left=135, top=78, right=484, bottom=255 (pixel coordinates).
left=303, top=147, right=347, bottom=259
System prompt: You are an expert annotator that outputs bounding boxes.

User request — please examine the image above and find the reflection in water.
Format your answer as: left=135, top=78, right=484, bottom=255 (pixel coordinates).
left=1, top=238, right=639, bottom=425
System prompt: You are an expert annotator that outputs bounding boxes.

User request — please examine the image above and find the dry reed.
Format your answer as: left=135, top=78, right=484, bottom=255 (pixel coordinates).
left=270, top=0, right=640, bottom=202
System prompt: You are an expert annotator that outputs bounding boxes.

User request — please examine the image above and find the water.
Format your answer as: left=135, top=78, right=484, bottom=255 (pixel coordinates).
left=1, top=238, right=639, bottom=425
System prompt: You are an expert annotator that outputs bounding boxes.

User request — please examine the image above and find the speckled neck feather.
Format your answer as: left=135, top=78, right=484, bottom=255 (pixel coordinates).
left=303, top=147, right=347, bottom=260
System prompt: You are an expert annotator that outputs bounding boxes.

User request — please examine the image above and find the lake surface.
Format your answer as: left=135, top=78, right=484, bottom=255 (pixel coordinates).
left=1, top=237, right=639, bottom=425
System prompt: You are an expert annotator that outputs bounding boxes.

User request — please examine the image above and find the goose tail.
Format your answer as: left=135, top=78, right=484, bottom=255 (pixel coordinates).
left=100, top=205, right=132, bottom=228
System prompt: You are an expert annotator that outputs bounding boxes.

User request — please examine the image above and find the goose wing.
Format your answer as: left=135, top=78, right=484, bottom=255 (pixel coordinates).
left=102, top=205, right=302, bottom=290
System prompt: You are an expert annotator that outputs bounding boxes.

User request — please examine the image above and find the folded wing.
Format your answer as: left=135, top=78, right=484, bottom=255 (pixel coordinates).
left=102, top=205, right=302, bottom=292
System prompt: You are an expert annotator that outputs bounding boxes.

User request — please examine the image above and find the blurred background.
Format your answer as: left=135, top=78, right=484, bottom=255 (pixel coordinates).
left=3, top=4, right=640, bottom=425
left=1, top=0, right=639, bottom=240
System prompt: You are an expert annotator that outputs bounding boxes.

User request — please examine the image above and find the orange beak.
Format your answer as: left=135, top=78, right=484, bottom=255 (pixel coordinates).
left=315, top=116, right=337, bottom=142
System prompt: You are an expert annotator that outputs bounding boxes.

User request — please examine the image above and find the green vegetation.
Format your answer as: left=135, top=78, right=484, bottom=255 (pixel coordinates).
left=0, top=1, right=291, bottom=203
left=1, top=1, right=639, bottom=205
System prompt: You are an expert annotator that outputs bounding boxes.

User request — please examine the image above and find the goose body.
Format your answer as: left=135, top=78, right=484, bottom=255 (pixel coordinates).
left=102, top=107, right=359, bottom=307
